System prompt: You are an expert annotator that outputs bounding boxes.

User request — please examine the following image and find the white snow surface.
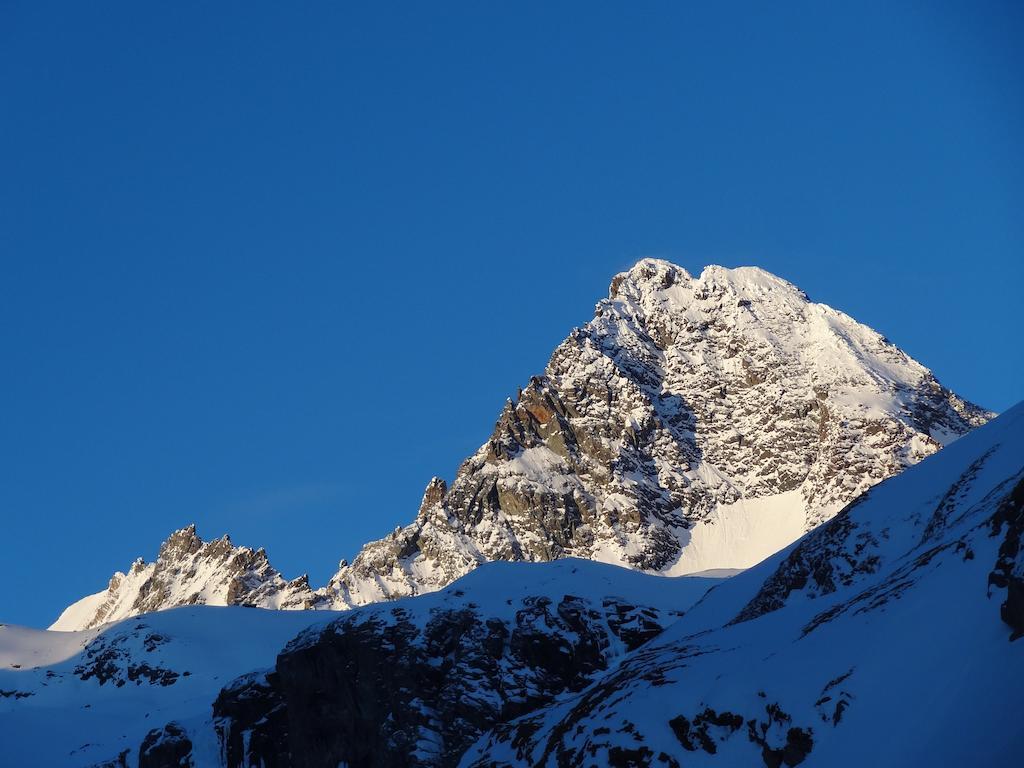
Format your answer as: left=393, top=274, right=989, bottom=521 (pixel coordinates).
left=0, top=624, right=101, bottom=671
left=317, top=558, right=723, bottom=633
left=663, top=490, right=836, bottom=574
left=48, top=592, right=108, bottom=634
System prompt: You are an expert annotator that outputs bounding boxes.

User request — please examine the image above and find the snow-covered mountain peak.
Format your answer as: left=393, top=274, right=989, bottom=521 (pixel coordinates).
left=324, top=260, right=991, bottom=607
left=50, top=260, right=992, bottom=630
left=608, top=260, right=805, bottom=307
left=608, top=257, right=692, bottom=297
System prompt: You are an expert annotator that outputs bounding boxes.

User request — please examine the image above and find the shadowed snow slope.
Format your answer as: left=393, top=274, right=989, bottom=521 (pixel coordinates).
left=1, top=608, right=344, bottom=767
left=3, top=561, right=726, bottom=767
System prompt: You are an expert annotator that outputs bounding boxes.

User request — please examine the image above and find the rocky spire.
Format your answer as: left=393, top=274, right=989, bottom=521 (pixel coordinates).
left=50, top=525, right=321, bottom=631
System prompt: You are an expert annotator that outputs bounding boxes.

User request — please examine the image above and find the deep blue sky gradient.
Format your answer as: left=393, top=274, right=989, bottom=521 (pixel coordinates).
left=2, top=2, right=1022, bottom=627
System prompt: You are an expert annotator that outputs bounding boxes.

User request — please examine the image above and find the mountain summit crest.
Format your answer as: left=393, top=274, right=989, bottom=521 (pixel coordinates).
left=52, top=261, right=991, bottom=630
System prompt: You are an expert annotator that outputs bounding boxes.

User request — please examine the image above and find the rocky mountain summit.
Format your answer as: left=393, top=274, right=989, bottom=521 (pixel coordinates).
left=52, top=260, right=992, bottom=631
left=51, top=525, right=319, bottom=631
left=324, top=259, right=990, bottom=606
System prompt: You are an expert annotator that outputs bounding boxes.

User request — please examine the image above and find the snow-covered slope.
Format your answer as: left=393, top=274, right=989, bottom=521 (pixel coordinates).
left=51, top=260, right=992, bottom=631
left=1, top=607, right=345, bottom=767
left=1, top=563, right=726, bottom=767
left=325, top=260, right=990, bottom=605
left=51, top=525, right=320, bottom=631
left=0, top=623, right=102, bottom=671
left=465, top=401, right=1024, bottom=767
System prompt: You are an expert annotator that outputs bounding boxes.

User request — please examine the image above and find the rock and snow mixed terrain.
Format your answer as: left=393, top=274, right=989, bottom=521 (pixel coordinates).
left=463, top=400, right=1024, bottom=768
left=51, top=525, right=321, bottom=632
left=330, top=260, right=988, bottom=606
left=6, top=401, right=1019, bottom=767
left=52, top=261, right=991, bottom=631
left=0, top=608, right=344, bottom=766
left=1, top=564, right=725, bottom=766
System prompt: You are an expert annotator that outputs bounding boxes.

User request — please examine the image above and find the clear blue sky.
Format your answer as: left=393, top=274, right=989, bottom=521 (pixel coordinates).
left=1, top=2, right=1021, bottom=628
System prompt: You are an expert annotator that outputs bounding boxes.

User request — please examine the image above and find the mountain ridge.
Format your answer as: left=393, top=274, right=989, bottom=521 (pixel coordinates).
left=51, top=260, right=992, bottom=631
left=50, top=524, right=320, bottom=631
left=11, top=399, right=1015, bottom=767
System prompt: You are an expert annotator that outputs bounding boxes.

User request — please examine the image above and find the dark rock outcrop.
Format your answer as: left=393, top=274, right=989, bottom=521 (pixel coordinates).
left=73, top=623, right=180, bottom=687
left=988, top=475, right=1024, bottom=639
left=138, top=723, right=193, bottom=768
left=213, top=588, right=683, bottom=768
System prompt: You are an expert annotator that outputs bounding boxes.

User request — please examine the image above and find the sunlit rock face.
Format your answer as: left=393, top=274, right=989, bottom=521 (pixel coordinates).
left=51, top=524, right=321, bottom=631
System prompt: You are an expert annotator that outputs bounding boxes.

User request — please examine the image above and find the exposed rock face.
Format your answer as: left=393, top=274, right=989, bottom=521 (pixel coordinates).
left=210, top=562, right=710, bottom=768
left=987, top=475, right=1024, bottom=640
left=325, top=260, right=991, bottom=605
left=138, top=722, right=193, bottom=768
left=72, top=623, right=180, bottom=687
left=51, top=525, right=321, bottom=631
left=214, top=670, right=290, bottom=768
